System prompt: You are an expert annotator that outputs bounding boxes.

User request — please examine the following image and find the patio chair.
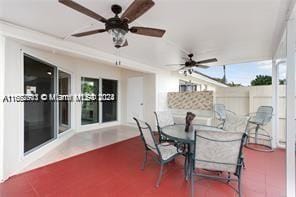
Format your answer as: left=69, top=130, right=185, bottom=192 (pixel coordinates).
left=191, top=130, right=246, bottom=197
left=223, top=110, right=251, bottom=134
left=245, top=106, right=273, bottom=152
left=214, top=104, right=236, bottom=128
left=133, top=117, right=181, bottom=187
left=221, top=109, right=251, bottom=169
left=154, top=111, right=175, bottom=143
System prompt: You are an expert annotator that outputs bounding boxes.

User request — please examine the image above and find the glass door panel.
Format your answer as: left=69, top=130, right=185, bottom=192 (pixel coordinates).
left=102, top=79, right=117, bottom=122
left=24, top=55, right=56, bottom=153
left=81, top=77, right=99, bottom=125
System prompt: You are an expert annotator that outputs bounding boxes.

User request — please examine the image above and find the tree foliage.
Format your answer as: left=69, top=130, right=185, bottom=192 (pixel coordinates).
left=251, top=75, right=272, bottom=86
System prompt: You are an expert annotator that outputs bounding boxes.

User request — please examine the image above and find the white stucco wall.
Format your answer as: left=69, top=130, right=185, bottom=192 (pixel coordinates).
left=2, top=38, right=156, bottom=180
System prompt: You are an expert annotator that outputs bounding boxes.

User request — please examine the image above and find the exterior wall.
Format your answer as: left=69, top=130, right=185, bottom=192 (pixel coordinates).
left=216, top=85, right=294, bottom=145
left=2, top=38, right=152, bottom=180
left=142, top=74, right=157, bottom=126
left=155, top=72, right=180, bottom=111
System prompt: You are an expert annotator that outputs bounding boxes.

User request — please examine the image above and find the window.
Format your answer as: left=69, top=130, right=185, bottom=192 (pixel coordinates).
left=81, top=77, right=99, bottom=125
left=102, top=79, right=118, bottom=122
left=179, top=80, right=200, bottom=92
left=24, top=54, right=57, bottom=153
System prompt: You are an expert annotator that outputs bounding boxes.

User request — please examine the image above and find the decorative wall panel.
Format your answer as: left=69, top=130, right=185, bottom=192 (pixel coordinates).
left=167, top=91, right=213, bottom=110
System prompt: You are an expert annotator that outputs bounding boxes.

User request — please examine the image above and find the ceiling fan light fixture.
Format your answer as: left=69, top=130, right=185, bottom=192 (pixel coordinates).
left=60, top=0, right=165, bottom=48
left=108, top=28, right=127, bottom=48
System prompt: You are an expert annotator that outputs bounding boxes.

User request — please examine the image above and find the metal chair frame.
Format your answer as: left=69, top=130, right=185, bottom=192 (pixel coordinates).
left=133, top=117, right=181, bottom=187
left=214, top=104, right=237, bottom=129
left=154, top=111, right=176, bottom=143
left=245, top=106, right=273, bottom=152
left=191, top=131, right=247, bottom=197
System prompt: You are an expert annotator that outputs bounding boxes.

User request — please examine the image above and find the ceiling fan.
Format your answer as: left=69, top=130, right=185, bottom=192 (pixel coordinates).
left=59, top=0, right=166, bottom=48
left=166, top=53, right=218, bottom=76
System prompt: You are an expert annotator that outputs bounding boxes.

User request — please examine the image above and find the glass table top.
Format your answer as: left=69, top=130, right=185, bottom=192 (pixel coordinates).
left=161, top=124, right=223, bottom=143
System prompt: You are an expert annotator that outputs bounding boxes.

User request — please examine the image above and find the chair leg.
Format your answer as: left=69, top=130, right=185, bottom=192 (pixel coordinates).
left=156, top=164, right=164, bottom=187
left=191, top=169, right=194, bottom=197
left=238, top=176, right=241, bottom=197
left=184, top=156, right=188, bottom=179
left=141, top=150, right=148, bottom=170
left=254, top=125, right=259, bottom=144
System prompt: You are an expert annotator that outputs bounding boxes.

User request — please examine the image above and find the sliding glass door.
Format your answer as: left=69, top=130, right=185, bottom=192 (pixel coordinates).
left=81, top=77, right=99, bottom=125
left=24, top=54, right=56, bottom=153
left=58, top=70, right=71, bottom=133
left=102, top=79, right=118, bottom=122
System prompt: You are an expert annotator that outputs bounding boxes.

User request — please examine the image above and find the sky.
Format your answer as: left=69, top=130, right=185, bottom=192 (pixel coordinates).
left=195, top=60, right=287, bottom=86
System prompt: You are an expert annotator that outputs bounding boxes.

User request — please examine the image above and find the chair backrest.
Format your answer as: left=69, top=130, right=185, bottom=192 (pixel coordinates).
left=214, top=104, right=226, bottom=120
left=133, top=117, right=158, bottom=151
left=223, top=111, right=250, bottom=133
left=252, top=106, right=273, bottom=125
left=154, top=111, right=175, bottom=130
left=194, top=130, right=246, bottom=173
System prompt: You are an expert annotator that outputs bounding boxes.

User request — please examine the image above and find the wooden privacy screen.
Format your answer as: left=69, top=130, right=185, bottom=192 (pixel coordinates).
left=167, top=91, right=213, bottom=110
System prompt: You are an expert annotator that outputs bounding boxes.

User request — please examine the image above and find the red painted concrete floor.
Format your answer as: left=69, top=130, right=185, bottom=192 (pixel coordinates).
left=0, top=137, right=285, bottom=197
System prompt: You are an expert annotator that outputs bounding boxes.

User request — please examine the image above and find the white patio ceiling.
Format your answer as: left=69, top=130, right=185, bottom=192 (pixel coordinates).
left=0, top=0, right=293, bottom=68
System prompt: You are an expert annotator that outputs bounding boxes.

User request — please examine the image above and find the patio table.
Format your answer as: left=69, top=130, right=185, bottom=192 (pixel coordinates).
left=161, top=124, right=223, bottom=179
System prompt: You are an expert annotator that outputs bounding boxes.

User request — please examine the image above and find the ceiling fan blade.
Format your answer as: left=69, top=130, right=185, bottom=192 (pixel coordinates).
left=122, top=40, right=128, bottom=47
left=196, top=58, right=218, bottom=64
left=72, top=29, right=106, bottom=37
left=121, top=0, right=155, bottom=23
left=179, top=66, right=186, bottom=70
left=164, top=64, right=185, bottom=66
left=59, top=0, right=107, bottom=23
left=130, top=26, right=165, bottom=37
left=196, top=64, right=209, bottom=69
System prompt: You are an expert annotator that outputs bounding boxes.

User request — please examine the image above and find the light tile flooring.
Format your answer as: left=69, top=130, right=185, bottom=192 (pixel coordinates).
left=23, top=125, right=138, bottom=172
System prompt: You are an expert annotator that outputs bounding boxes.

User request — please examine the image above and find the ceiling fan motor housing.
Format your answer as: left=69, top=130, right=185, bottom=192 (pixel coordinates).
left=105, top=17, right=129, bottom=32
left=111, top=4, right=122, bottom=15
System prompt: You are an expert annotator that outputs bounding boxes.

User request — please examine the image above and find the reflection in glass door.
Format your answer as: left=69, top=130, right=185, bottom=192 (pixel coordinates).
left=24, top=54, right=56, bottom=153
left=81, top=77, right=99, bottom=125
left=58, top=70, right=71, bottom=133
left=102, top=79, right=118, bottom=122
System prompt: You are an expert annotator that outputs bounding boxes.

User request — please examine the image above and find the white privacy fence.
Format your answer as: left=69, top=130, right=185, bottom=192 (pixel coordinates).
left=215, top=85, right=292, bottom=146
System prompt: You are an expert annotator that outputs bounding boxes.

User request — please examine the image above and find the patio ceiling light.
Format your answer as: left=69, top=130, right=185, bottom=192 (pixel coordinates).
left=108, top=28, right=127, bottom=48
left=179, top=69, right=193, bottom=76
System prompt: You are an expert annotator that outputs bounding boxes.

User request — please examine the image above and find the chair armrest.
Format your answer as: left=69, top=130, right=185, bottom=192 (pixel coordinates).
left=225, top=109, right=236, bottom=115
left=158, top=142, right=173, bottom=147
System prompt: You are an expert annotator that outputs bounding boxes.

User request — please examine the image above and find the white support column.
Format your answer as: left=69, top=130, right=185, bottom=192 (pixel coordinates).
left=272, top=60, right=279, bottom=148
left=0, top=35, right=5, bottom=182
left=285, top=17, right=296, bottom=197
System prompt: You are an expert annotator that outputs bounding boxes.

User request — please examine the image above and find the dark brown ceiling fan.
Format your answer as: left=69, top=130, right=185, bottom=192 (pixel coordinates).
left=166, top=53, right=218, bottom=75
left=59, top=0, right=166, bottom=48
